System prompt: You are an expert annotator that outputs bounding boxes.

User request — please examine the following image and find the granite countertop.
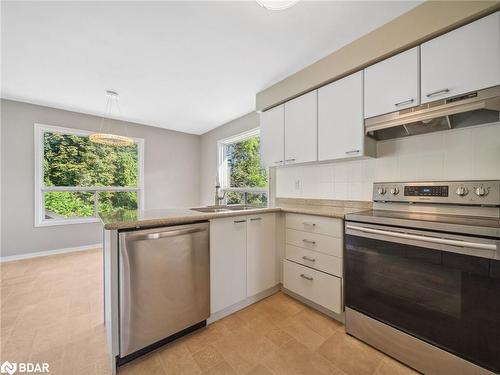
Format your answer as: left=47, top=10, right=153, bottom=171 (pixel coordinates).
left=100, top=199, right=372, bottom=230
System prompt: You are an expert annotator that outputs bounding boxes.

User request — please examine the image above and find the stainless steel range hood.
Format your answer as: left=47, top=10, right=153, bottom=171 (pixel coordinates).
left=365, top=85, right=500, bottom=141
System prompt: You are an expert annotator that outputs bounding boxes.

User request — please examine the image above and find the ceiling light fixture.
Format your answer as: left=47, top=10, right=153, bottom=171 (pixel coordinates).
left=89, top=90, right=134, bottom=147
left=256, top=0, right=300, bottom=11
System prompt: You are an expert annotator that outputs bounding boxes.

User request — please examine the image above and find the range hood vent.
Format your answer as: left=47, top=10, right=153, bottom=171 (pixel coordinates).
left=365, top=86, right=500, bottom=141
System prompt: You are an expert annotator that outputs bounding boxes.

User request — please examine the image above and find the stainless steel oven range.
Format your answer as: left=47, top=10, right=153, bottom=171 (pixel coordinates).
left=344, top=180, right=500, bottom=375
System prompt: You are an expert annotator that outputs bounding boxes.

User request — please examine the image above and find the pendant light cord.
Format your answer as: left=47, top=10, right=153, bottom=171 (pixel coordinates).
left=114, top=95, right=131, bottom=138
left=98, top=93, right=112, bottom=134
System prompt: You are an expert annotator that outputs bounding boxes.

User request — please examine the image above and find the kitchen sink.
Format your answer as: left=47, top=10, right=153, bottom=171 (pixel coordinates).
left=190, top=207, right=230, bottom=213
left=224, top=205, right=261, bottom=211
left=190, top=205, right=264, bottom=213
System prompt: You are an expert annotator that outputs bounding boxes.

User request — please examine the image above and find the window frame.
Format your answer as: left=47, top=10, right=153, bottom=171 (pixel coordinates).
left=34, top=123, right=145, bottom=227
left=216, top=127, right=268, bottom=201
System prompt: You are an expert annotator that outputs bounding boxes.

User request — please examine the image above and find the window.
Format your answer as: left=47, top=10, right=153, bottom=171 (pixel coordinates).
left=217, top=128, right=268, bottom=206
left=34, top=124, right=144, bottom=226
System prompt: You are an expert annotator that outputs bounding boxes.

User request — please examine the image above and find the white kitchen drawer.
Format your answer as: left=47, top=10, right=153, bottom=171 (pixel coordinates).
left=286, top=228, right=342, bottom=257
left=285, top=244, right=342, bottom=277
left=285, top=213, right=342, bottom=238
left=283, top=260, right=342, bottom=314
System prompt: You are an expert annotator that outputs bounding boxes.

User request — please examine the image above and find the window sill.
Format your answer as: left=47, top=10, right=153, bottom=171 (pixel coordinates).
left=35, top=217, right=101, bottom=227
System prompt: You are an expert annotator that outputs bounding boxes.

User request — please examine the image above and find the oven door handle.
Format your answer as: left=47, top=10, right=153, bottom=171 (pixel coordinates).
left=345, top=225, right=497, bottom=251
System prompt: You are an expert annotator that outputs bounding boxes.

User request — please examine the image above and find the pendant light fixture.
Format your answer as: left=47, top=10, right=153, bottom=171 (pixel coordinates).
left=89, top=90, right=134, bottom=147
left=256, top=0, right=299, bottom=11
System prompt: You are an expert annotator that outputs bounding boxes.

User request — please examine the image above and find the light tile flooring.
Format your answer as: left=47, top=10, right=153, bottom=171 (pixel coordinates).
left=1, top=249, right=417, bottom=375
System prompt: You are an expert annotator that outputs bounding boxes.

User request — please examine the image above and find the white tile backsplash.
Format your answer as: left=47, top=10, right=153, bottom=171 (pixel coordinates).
left=333, top=163, right=349, bottom=182
left=275, top=122, right=500, bottom=201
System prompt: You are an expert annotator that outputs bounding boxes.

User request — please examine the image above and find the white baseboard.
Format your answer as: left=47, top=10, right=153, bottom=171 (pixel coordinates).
left=0, top=243, right=101, bottom=262
left=207, top=284, right=281, bottom=324
left=282, top=287, right=345, bottom=324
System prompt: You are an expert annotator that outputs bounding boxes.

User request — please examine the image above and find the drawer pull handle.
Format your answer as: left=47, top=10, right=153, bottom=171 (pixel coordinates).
left=394, top=98, right=414, bottom=107
left=302, top=239, right=316, bottom=245
left=302, top=222, right=316, bottom=227
left=426, top=88, right=450, bottom=98
left=300, top=274, right=313, bottom=281
left=302, top=256, right=316, bottom=262
left=234, top=220, right=246, bottom=224
left=345, top=150, right=360, bottom=155
left=274, top=160, right=283, bottom=164
left=250, top=217, right=262, bottom=221
left=285, top=158, right=296, bottom=163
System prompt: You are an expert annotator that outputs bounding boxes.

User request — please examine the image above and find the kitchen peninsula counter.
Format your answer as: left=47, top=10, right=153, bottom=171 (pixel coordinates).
left=100, top=199, right=372, bottom=230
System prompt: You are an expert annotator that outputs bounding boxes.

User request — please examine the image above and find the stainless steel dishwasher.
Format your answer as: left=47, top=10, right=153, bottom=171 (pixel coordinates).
left=118, top=222, right=210, bottom=362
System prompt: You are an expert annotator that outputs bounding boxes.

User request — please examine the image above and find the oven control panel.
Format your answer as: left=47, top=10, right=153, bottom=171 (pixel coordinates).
left=404, top=185, right=449, bottom=197
left=373, top=180, right=500, bottom=206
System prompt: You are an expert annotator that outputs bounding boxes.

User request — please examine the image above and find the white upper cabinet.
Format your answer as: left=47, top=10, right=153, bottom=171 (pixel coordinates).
left=260, top=105, right=285, bottom=168
left=421, top=11, right=500, bottom=103
left=246, top=213, right=276, bottom=297
left=319, top=71, right=373, bottom=161
left=364, top=47, right=420, bottom=118
left=284, top=90, right=318, bottom=165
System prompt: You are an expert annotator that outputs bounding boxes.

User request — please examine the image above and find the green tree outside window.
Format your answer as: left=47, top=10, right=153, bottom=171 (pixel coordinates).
left=225, top=136, right=268, bottom=205
left=43, top=132, right=138, bottom=218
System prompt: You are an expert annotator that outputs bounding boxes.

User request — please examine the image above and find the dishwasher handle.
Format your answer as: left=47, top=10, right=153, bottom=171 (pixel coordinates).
left=127, top=227, right=206, bottom=241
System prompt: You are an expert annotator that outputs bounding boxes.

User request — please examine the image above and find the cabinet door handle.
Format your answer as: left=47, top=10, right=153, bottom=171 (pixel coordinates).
left=274, top=160, right=284, bottom=164
left=302, top=256, right=316, bottom=262
left=345, top=150, right=360, bottom=155
left=300, top=274, right=313, bottom=281
left=426, top=88, right=450, bottom=98
left=394, top=98, right=414, bottom=107
left=302, top=239, right=316, bottom=245
left=302, top=222, right=316, bottom=227
left=250, top=217, right=262, bottom=221
left=234, top=219, right=247, bottom=224
left=285, top=158, right=296, bottom=162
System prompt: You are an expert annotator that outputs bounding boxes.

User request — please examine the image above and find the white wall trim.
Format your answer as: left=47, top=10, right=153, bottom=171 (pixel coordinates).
left=0, top=243, right=101, bottom=262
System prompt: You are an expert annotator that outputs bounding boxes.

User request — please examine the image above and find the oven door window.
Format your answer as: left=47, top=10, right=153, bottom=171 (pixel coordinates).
left=345, top=233, right=500, bottom=373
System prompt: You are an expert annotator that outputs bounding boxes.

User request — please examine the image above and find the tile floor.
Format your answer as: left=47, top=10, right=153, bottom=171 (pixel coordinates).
left=1, top=249, right=417, bottom=375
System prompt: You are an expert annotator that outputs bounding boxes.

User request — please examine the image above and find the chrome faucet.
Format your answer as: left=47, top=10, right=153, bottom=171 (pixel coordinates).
left=214, top=180, right=226, bottom=206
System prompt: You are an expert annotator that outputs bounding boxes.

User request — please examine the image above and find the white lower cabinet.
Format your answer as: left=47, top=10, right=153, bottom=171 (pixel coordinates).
left=284, top=260, right=342, bottom=314
left=210, top=213, right=277, bottom=315
left=283, top=213, right=344, bottom=315
left=285, top=244, right=342, bottom=277
left=285, top=213, right=343, bottom=237
left=247, top=214, right=276, bottom=297
left=210, top=216, right=247, bottom=314
left=286, top=229, right=342, bottom=257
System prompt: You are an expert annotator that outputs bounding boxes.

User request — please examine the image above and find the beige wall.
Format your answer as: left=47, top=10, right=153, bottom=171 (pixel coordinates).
left=199, top=111, right=259, bottom=205
left=1, top=99, right=201, bottom=258
left=257, top=1, right=500, bottom=111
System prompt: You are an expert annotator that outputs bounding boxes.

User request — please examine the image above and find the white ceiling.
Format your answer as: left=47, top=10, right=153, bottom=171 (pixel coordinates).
left=1, top=1, right=421, bottom=135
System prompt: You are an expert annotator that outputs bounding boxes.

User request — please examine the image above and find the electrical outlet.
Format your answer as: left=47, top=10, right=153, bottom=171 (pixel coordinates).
left=294, top=179, right=301, bottom=190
